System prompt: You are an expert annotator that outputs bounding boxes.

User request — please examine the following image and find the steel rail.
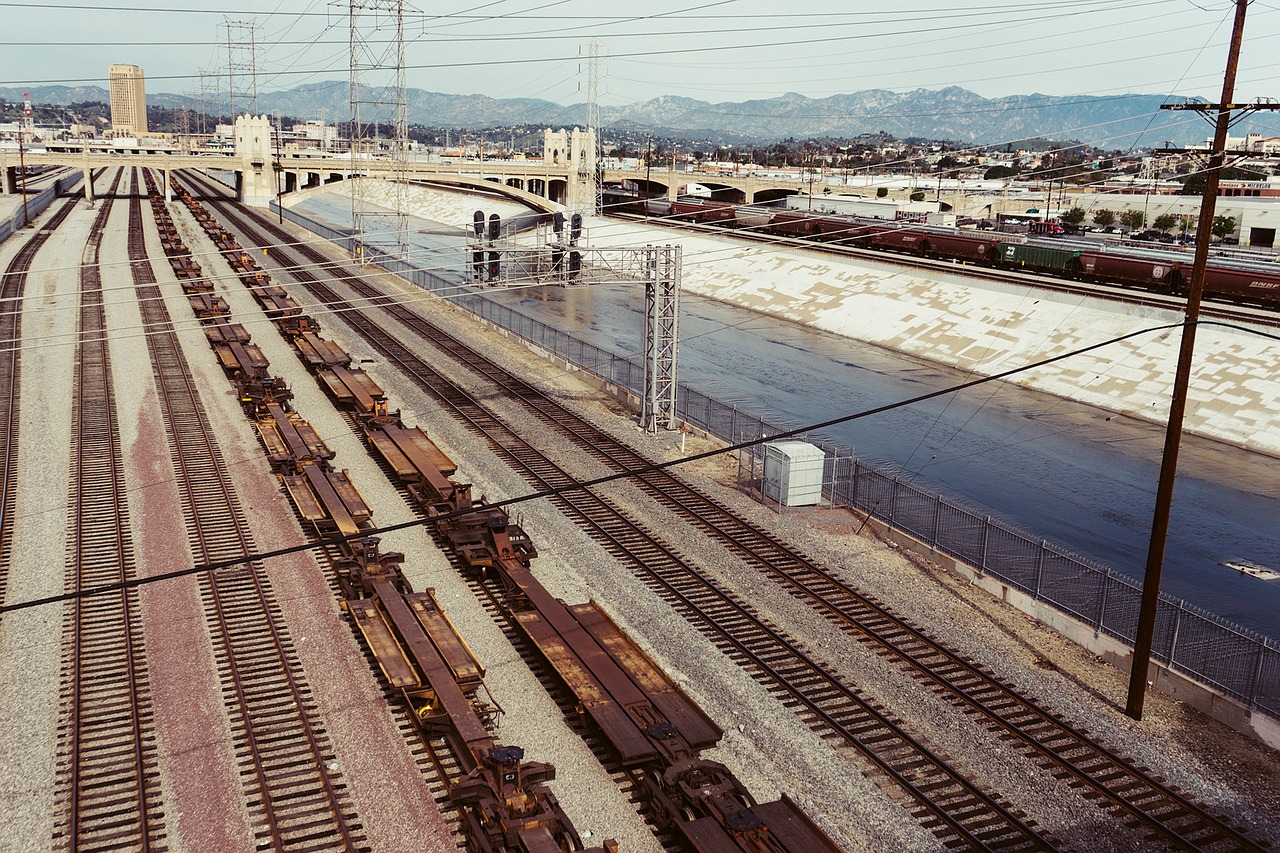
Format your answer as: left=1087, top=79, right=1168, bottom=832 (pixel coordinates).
left=60, top=167, right=165, bottom=851
left=0, top=195, right=78, bottom=606
left=209, top=175, right=1268, bottom=853
left=128, top=171, right=364, bottom=853
left=390, top=279, right=1268, bottom=852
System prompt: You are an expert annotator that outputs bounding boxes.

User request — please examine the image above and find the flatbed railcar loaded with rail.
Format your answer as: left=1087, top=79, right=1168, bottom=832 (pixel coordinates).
left=609, top=195, right=1280, bottom=308
left=159, top=170, right=841, bottom=853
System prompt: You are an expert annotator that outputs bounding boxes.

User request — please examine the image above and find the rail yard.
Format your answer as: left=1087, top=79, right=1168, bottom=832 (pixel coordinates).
left=2, top=169, right=1280, bottom=852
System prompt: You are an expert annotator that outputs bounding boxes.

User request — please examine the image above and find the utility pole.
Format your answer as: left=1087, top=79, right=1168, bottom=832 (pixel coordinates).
left=645, top=137, right=652, bottom=218
left=16, top=130, right=31, bottom=228
left=1126, top=0, right=1279, bottom=720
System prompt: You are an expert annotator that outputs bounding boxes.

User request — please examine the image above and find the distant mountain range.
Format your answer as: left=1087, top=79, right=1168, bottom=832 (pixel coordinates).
left=1, top=82, right=1228, bottom=147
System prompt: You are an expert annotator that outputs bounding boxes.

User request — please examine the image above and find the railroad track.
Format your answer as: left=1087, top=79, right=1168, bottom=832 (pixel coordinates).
left=426, top=303, right=1270, bottom=852
left=186, top=178, right=1052, bottom=852
left=52, top=169, right=169, bottom=851
left=0, top=194, right=78, bottom=606
left=191, top=173, right=1269, bottom=851
left=358, top=260, right=1269, bottom=850
left=129, top=170, right=367, bottom=852
left=323, top=211, right=1270, bottom=853
left=143, top=170, right=475, bottom=851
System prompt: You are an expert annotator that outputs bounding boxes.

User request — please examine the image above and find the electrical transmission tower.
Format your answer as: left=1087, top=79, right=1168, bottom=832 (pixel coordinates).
left=339, top=0, right=415, bottom=262
left=197, top=68, right=220, bottom=138
left=224, top=18, right=259, bottom=117
left=586, top=38, right=603, bottom=215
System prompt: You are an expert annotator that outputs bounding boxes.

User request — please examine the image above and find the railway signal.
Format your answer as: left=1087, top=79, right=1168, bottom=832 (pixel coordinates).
left=468, top=212, right=682, bottom=432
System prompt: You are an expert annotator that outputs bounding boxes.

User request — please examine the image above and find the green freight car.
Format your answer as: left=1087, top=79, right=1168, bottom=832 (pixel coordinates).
left=1000, top=243, right=1082, bottom=276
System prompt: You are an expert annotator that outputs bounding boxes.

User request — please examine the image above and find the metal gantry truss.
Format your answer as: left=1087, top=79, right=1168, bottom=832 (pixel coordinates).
left=641, top=245, right=681, bottom=432
left=468, top=215, right=681, bottom=432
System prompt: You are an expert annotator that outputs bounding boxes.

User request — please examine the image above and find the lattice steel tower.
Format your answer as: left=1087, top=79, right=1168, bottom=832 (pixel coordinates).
left=224, top=18, right=259, bottom=117
left=340, top=0, right=413, bottom=261
left=586, top=39, right=603, bottom=214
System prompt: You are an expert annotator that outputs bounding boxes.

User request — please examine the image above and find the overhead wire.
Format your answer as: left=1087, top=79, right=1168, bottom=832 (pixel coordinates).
left=0, top=0, right=1196, bottom=88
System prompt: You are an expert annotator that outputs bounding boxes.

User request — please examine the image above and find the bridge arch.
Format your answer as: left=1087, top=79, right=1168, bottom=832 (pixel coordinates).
left=548, top=178, right=568, bottom=206
left=682, top=182, right=746, bottom=204
left=752, top=186, right=803, bottom=204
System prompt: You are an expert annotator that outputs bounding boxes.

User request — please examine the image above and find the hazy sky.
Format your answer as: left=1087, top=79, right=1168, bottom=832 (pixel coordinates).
left=1, top=0, right=1276, bottom=110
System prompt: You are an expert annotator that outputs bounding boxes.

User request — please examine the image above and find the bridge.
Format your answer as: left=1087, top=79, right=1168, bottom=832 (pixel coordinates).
left=1, top=116, right=813, bottom=211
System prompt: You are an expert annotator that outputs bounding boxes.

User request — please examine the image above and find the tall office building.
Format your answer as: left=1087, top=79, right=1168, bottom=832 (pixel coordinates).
left=108, top=64, right=147, bottom=136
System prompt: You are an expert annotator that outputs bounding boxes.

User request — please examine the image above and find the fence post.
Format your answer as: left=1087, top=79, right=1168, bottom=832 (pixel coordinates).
left=1249, top=638, right=1268, bottom=712
left=888, top=476, right=899, bottom=532
left=1096, top=568, right=1110, bottom=631
left=1034, top=541, right=1046, bottom=599
left=931, top=496, right=941, bottom=548
left=1167, top=603, right=1184, bottom=668
left=730, top=406, right=738, bottom=442
left=980, top=516, right=991, bottom=571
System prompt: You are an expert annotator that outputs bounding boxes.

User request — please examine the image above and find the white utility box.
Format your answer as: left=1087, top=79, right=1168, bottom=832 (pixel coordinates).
left=762, top=441, right=825, bottom=507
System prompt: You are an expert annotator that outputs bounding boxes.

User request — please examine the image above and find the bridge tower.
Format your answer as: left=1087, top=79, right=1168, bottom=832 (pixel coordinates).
left=544, top=127, right=597, bottom=214
left=234, top=114, right=277, bottom=206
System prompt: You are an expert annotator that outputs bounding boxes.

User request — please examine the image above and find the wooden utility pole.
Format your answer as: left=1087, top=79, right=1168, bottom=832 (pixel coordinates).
left=1126, top=0, right=1264, bottom=720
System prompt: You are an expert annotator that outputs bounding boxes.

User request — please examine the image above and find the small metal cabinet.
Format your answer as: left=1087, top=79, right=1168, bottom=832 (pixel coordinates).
left=762, top=440, right=825, bottom=507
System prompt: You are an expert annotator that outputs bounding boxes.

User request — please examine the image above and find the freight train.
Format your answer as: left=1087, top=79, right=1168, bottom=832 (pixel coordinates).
left=610, top=195, right=1280, bottom=308
left=154, top=169, right=840, bottom=853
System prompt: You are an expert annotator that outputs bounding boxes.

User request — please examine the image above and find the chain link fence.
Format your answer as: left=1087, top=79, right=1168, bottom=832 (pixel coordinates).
left=278, top=204, right=1280, bottom=720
